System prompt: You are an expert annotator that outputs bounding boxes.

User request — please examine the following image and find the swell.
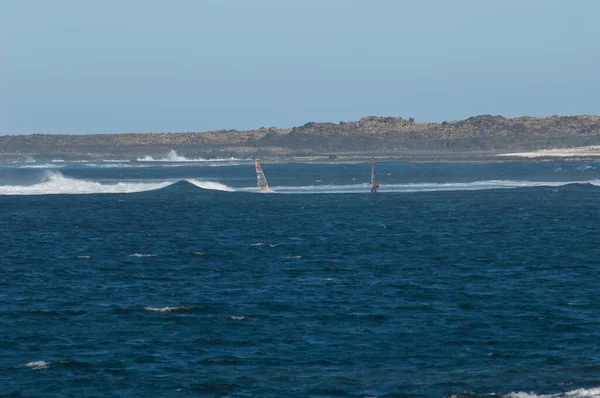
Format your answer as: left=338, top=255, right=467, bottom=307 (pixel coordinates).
left=244, top=179, right=600, bottom=194
left=2, top=167, right=600, bottom=195
left=0, top=172, right=236, bottom=195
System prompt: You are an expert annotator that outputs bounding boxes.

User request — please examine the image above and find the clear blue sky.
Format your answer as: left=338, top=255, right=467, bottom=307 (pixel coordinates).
left=2, top=0, right=599, bottom=135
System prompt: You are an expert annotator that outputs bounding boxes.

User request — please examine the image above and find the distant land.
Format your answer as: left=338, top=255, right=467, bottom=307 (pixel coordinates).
left=2, top=115, right=600, bottom=162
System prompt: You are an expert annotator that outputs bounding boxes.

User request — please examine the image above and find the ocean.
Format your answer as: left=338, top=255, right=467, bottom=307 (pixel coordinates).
left=1, top=159, right=599, bottom=397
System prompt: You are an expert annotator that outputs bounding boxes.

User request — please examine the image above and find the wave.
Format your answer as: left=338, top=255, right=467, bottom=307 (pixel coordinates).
left=450, top=387, right=600, bottom=398
left=136, top=149, right=247, bottom=162
left=24, top=361, right=51, bottom=370
left=2, top=173, right=598, bottom=196
left=17, top=163, right=65, bottom=169
left=144, top=306, right=192, bottom=313
left=187, top=179, right=236, bottom=192
left=245, top=179, right=600, bottom=194
left=81, top=163, right=135, bottom=168
left=0, top=171, right=172, bottom=195
left=0, top=172, right=236, bottom=195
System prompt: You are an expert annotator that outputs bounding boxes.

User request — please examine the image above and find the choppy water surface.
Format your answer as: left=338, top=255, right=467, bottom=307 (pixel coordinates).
left=1, top=160, right=599, bottom=397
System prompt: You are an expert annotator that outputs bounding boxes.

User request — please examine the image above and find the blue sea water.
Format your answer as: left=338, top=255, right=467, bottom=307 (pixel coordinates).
left=1, top=159, right=600, bottom=397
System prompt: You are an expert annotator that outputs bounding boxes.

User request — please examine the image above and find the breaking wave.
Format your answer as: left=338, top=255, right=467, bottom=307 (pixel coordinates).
left=144, top=306, right=192, bottom=313
left=0, top=172, right=235, bottom=195
left=1, top=172, right=598, bottom=196
left=187, top=179, right=236, bottom=192
left=450, top=387, right=600, bottom=398
left=25, top=361, right=51, bottom=370
left=136, top=149, right=246, bottom=162
left=17, top=163, right=65, bottom=169
left=0, top=172, right=171, bottom=195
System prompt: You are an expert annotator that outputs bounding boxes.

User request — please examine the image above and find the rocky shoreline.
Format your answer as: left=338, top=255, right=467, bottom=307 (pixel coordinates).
left=2, top=115, right=600, bottom=163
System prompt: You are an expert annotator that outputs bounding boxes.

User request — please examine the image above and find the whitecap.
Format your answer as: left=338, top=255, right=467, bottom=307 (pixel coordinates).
left=128, top=253, right=156, bottom=258
left=237, top=179, right=600, bottom=194
left=137, top=149, right=248, bottom=163
left=25, top=361, right=51, bottom=370
left=577, top=165, right=596, bottom=171
left=144, top=306, right=190, bottom=313
left=250, top=243, right=264, bottom=246
left=487, top=387, right=600, bottom=398
left=18, top=163, right=65, bottom=169
left=230, top=316, right=247, bottom=321
left=187, top=179, right=235, bottom=192
left=0, top=171, right=172, bottom=196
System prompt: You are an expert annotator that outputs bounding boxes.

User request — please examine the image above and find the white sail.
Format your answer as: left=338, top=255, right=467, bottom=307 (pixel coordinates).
left=370, top=158, right=379, bottom=193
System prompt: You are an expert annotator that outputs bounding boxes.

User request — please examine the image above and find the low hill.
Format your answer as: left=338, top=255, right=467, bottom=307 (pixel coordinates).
left=1, top=115, right=599, bottom=161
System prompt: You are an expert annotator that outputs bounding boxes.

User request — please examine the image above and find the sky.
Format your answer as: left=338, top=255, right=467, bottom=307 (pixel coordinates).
left=2, top=0, right=599, bottom=135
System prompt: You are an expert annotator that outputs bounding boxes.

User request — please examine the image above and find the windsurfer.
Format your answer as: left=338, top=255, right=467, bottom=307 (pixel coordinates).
left=371, top=180, right=380, bottom=193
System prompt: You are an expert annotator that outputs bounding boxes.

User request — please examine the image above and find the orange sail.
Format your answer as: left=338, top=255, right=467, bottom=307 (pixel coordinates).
left=255, top=161, right=269, bottom=191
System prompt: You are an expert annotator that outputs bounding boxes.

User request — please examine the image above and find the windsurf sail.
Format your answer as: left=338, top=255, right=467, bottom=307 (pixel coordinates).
left=255, top=161, right=269, bottom=191
left=370, top=157, right=380, bottom=193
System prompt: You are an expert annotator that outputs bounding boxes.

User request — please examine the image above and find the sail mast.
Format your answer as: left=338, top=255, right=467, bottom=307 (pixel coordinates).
left=371, top=158, right=376, bottom=186
left=255, top=161, right=269, bottom=191
left=370, top=157, right=379, bottom=193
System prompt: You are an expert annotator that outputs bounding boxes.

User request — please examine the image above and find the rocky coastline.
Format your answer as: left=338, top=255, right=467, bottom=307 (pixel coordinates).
left=1, top=115, right=600, bottom=162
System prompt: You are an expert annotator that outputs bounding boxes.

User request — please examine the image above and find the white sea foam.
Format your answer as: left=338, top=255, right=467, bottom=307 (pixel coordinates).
left=386, top=179, right=600, bottom=192
left=25, top=361, right=51, bottom=370
left=144, top=306, right=191, bottom=313
left=503, top=387, right=600, bottom=397
left=18, top=163, right=65, bottom=169
left=576, top=165, right=596, bottom=171
left=81, top=162, right=131, bottom=168
left=0, top=170, right=236, bottom=195
left=230, top=316, right=247, bottom=321
left=137, top=149, right=247, bottom=163
left=187, top=179, right=236, bottom=192
left=498, top=145, right=600, bottom=158
left=0, top=171, right=172, bottom=195
left=240, top=179, right=600, bottom=194
left=128, top=253, right=157, bottom=258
